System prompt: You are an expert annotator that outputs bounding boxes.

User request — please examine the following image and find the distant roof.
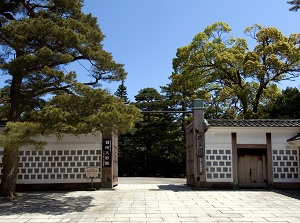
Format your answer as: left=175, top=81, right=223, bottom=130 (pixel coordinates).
left=287, top=133, right=300, bottom=142
left=207, top=119, right=300, bottom=127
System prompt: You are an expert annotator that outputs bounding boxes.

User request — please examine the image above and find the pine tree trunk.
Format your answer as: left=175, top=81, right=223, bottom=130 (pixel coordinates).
left=0, top=75, right=22, bottom=197
left=0, top=147, right=19, bottom=197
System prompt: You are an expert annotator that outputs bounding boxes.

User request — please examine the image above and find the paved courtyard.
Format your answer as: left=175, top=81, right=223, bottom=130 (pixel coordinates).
left=1, top=177, right=300, bottom=222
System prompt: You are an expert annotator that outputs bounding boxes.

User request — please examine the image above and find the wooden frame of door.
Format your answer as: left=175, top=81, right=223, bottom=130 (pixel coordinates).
left=231, top=133, right=273, bottom=188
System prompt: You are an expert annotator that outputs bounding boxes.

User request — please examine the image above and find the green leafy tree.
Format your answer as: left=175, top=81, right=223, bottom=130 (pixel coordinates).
left=288, top=0, right=300, bottom=11
left=266, top=87, right=300, bottom=118
left=114, top=80, right=130, bottom=104
left=0, top=0, right=138, bottom=197
left=168, top=22, right=300, bottom=119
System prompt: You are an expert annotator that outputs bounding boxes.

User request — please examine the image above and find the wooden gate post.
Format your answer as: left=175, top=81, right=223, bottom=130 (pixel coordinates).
left=101, top=132, right=118, bottom=188
left=192, top=99, right=206, bottom=188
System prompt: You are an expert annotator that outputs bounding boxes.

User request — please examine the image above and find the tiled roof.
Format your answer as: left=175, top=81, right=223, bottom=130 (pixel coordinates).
left=207, top=119, right=300, bottom=127
left=287, top=133, right=300, bottom=142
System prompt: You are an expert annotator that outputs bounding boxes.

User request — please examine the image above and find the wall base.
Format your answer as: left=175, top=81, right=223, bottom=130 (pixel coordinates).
left=198, top=182, right=300, bottom=190
left=205, top=182, right=234, bottom=189
left=272, top=182, right=300, bottom=190
left=16, top=183, right=102, bottom=191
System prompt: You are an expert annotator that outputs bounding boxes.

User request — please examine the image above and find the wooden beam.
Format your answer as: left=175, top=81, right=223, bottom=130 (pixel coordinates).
left=266, top=133, right=273, bottom=186
left=232, top=133, right=238, bottom=187
left=236, top=144, right=267, bottom=149
left=141, top=110, right=192, bottom=113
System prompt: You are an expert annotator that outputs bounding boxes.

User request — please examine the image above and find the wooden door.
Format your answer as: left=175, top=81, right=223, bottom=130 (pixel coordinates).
left=238, top=149, right=267, bottom=188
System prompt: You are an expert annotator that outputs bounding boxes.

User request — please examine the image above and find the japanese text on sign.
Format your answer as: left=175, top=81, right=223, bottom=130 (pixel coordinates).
left=197, top=133, right=204, bottom=156
left=85, top=167, right=99, bottom=178
left=103, top=139, right=112, bottom=167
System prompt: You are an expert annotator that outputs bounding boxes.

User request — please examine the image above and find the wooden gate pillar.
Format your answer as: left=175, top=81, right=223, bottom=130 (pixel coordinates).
left=192, top=99, right=207, bottom=188
left=101, top=132, right=118, bottom=188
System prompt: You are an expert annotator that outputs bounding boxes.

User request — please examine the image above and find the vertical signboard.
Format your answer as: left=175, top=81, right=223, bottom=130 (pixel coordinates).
left=197, top=133, right=204, bottom=156
left=103, top=139, right=112, bottom=167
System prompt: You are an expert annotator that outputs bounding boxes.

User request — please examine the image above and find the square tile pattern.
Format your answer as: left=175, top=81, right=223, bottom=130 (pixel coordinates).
left=206, top=149, right=232, bottom=180
left=1, top=147, right=299, bottom=183
left=0, top=149, right=102, bottom=182
left=273, top=149, right=299, bottom=179
left=206, top=148, right=300, bottom=182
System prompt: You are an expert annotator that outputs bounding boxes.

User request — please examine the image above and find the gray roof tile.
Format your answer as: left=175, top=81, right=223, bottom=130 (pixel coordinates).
left=207, top=119, right=300, bottom=127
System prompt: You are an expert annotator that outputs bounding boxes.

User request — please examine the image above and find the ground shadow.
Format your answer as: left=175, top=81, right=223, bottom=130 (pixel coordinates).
left=0, top=191, right=94, bottom=216
left=274, top=190, right=300, bottom=201
left=154, top=185, right=283, bottom=194
left=150, top=184, right=193, bottom=192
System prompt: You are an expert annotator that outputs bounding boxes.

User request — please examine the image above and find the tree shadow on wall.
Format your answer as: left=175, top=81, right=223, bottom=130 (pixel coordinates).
left=0, top=192, right=94, bottom=216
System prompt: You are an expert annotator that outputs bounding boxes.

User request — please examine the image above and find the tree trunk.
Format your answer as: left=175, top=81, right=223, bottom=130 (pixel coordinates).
left=253, top=83, right=265, bottom=114
left=0, top=147, right=19, bottom=197
left=238, top=93, right=249, bottom=118
left=0, top=74, right=22, bottom=197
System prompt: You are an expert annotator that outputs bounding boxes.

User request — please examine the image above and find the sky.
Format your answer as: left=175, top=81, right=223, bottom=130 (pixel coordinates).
left=1, top=0, right=300, bottom=101
left=80, top=0, right=300, bottom=101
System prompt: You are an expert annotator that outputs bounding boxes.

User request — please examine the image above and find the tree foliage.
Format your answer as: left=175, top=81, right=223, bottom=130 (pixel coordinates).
left=168, top=22, right=300, bottom=118
left=266, top=87, right=300, bottom=118
left=118, top=88, right=185, bottom=177
left=0, top=122, right=46, bottom=151
left=288, top=0, right=300, bottom=11
left=1, top=0, right=126, bottom=122
left=114, top=80, right=130, bottom=104
left=0, top=0, right=140, bottom=197
left=27, top=83, right=141, bottom=135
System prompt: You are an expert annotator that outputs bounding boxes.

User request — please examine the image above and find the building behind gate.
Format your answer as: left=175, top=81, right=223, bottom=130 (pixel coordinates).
left=186, top=99, right=300, bottom=189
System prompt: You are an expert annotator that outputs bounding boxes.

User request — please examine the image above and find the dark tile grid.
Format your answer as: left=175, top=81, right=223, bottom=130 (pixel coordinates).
left=206, top=149, right=232, bottom=179
left=0, top=149, right=102, bottom=181
left=273, top=149, right=299, bottom=179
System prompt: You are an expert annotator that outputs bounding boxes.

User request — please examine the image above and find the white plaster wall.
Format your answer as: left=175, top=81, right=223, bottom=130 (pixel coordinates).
left=271, top=130, right=299, bottom=150
left=207, top=127, right=300, bottom=145
left=205, top=130, right=232, bottom=144
left=205, top=126, right=300, bottom=183
left=0, top=132, right=103, bottom=184
left=237, top=130, right=266, bottom=144
left=205, top=129, right=233, bottom=182
left=35, top=132, right=102, bottom=144
left=271, top=130, right=300, bottom=183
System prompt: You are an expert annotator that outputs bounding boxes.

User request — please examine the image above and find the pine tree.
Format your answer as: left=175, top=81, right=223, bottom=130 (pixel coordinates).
left=114, top=80, right=130, bottom=104
left=119, top=88, right=185, bottom=177
left=288, top=0, right=300, bottom=11
left=0, top=0, right=140, bottom=197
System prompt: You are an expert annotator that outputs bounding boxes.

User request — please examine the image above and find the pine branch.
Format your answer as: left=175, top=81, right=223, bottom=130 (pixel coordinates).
left=21, top=85, right=74, bottom=99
